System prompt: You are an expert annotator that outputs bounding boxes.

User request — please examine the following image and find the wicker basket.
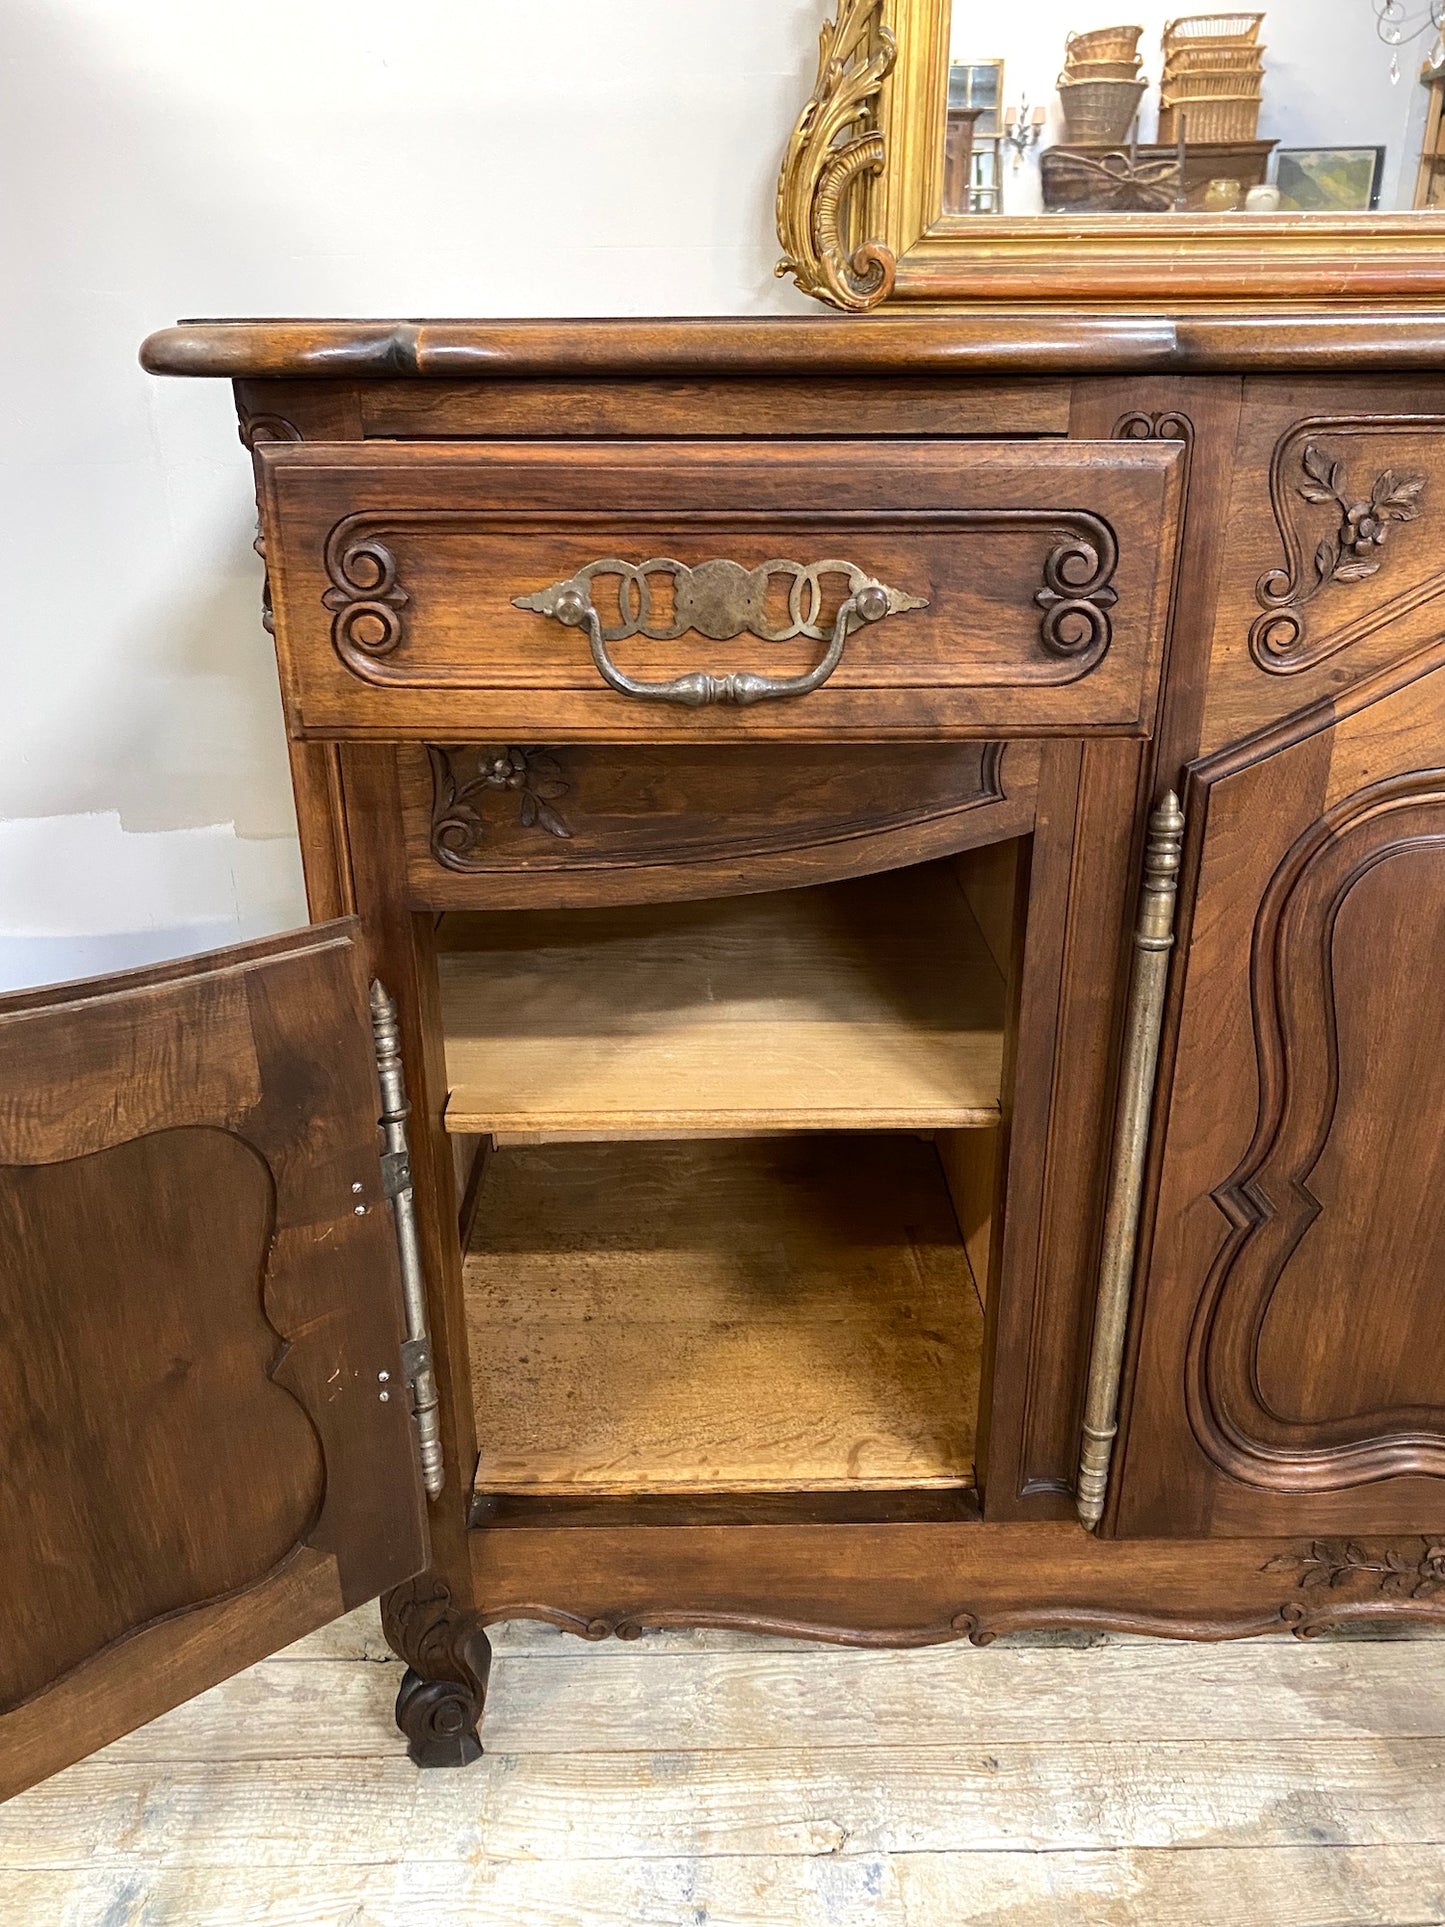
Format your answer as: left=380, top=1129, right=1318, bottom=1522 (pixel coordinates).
left=1157, top=93, right=1261, bottom=142
left=1065, top=24, right=1145, bottom=61
left=1163, top=12, right=1265, bottom=42
left=1061, top=57, right=1144, bottom=81
left=1059, top=76, right=1148, bottom=142
left=1163, top=41, right=1265, bottom=70
left=1161, top=66, right=1262, bottom=99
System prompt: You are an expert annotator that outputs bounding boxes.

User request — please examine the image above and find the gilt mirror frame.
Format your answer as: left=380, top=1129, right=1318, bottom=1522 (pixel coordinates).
left=776, top=0, right=1445, bottom=310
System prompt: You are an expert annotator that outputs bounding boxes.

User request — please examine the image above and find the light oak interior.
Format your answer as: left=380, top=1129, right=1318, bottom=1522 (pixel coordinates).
left=465, top=1133, right=986, bottom=1497
left=439, top=859, right=1008, bottom=1140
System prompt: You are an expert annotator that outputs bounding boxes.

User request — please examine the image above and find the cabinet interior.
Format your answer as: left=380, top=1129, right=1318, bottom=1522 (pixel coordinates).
left=438, top=841, right=1026, bottom=1506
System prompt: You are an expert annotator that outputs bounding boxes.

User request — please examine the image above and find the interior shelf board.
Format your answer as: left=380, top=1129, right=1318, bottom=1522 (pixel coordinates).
left=439, top=863, right=1006, bottom=1139
left=465, top=1134, right=985, bottom=1499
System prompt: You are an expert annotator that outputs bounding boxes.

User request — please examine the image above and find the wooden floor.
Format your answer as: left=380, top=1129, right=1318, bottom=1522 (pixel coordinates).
left=6, top=1607, right=1445, bottom=1924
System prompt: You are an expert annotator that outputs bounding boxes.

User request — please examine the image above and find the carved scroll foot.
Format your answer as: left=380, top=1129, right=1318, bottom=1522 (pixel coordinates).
left=381, top=1578, right=492, bottom=1770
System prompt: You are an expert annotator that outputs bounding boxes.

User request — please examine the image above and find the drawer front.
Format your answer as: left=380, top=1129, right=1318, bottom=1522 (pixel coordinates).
left=397, top=740, right=1041, bottom=909
left=258, top=439, right=1184, bottom=740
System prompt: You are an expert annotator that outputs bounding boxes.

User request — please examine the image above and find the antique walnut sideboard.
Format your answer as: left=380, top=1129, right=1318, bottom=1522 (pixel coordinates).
left=3, top=310, right=1445, bottom=1797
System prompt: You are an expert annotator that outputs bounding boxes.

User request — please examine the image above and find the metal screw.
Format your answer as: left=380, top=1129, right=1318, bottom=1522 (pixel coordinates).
left=378, top=1370, right=390, bottom=1383
left=379, top=1390, right=390, bottom=1402
left=354, top=1204, right=367, bottom=1216
left=351, top=1181, right=364, bottom=1194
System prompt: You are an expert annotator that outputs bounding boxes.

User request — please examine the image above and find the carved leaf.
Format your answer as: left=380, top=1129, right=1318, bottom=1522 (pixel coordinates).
left=1315, top=536, right=1340, bottom=582
left=1298, top=485, right=1338, bottom=506
left=1332, top=561, right=1381, bottom=582
left=533, top=800, right=573, bottom=840
left=1301, top=442, right=1333, bottom=486
left=518, top=792, right=538, bottom=829
left=533, top=779, right=569, bottom=801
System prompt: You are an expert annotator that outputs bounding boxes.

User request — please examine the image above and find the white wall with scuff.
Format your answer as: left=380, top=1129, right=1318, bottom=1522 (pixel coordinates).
left=950, top=0, right=1434, bottom=212
left=0, top=0, right=818, bottom=991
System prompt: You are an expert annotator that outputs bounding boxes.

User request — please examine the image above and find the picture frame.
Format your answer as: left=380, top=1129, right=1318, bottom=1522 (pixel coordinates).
left=1275, top=146, right=1386, bottom=215
left=774, top=0, right=1445, bottom=310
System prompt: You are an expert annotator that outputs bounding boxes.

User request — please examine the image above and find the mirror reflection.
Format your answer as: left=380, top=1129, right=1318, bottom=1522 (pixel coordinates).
left=944, top=5, right=1445, bottom=215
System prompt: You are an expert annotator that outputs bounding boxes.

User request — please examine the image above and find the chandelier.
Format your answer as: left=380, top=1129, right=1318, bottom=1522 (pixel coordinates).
left=1375, top=0, right=1445, bottom=80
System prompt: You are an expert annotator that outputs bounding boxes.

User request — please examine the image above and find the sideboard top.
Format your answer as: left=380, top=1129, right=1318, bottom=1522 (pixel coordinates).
left=141, top=311, right=1445, bottom=381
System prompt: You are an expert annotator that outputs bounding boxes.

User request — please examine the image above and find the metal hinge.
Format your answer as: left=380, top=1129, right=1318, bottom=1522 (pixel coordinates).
left=370, top=980, right=445, bottom=1500
left=1076, top=792, right=1186, bottom=1532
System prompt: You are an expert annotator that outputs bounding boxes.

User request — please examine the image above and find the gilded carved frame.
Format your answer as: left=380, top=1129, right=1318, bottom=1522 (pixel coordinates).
left=776, top=0, right=1445, bottom=310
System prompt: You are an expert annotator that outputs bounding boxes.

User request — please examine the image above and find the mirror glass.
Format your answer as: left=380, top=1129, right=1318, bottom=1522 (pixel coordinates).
left=944, top=5, right=1445, bottom=216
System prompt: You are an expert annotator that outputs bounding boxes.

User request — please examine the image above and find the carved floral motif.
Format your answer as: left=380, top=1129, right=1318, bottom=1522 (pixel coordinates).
left=1252, top=431, right=1428, bottom=671
left=429, top=745, right=572, bottom=870
left=775, top=0, right=897, bottom=312
left=1263, top=1538, right=1445, bottom=1601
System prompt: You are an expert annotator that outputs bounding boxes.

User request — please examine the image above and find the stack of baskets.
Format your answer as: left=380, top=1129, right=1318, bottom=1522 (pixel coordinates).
left=1058, top=25, right=1147, bottom=146
left=1158, top=14, right=1266, bottom=145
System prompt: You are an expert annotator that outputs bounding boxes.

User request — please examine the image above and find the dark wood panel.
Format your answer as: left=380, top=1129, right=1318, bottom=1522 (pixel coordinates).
left=1118, top=643, right=1445, bottom=1537
left=980, top=737, right=1146, bottom=1518
left=140, top=311, right=1445, bottom=382
left=257, top=438, right=1182, bottom=741
left=466, top=1515, right=1445, bottom=1646
left=0, top=925, right=428, bottom=1798
left=357, top=376, right=1071, bottom=440
left=397, top=741, right=1038, bottom=908
left=1202, top=377, right=1445, bottom=754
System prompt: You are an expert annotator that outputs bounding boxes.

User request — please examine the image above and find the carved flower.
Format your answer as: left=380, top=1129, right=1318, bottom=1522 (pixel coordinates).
left=1421, top=1544, right=1445, bottom=1588
left=1297, top=443, right=1426, bottom=591
left=481, top=749, right=528, bottom=791
left=1342, top=503, right=1389, bottom=555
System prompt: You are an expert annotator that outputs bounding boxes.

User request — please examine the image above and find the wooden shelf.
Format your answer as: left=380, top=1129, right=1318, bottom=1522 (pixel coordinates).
left=466, top=1134, right=984, bottom=1497
left=439, top=862, right=1006, bottom=1139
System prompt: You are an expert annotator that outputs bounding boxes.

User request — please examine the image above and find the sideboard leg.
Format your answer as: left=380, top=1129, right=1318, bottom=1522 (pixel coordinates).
left=381, top=1578, right=492, bottom=1769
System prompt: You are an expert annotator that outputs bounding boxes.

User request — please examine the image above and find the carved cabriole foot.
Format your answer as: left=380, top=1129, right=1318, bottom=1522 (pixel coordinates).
left=381, top=1578, right=492, bottom=1769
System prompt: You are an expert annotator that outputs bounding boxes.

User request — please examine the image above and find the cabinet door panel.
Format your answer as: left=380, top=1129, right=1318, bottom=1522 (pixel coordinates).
left=1117, top=650, right=1445, bottom=1537
left=0, top=925, right=428, bottom=1799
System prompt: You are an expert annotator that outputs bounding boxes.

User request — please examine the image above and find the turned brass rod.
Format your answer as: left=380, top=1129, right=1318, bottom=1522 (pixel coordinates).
left=1077, top=792, right=1186, bottom=1531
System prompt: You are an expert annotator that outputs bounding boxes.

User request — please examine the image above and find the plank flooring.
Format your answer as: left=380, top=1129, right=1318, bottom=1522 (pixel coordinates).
left=6, top=1607, right=1445, bottom=1924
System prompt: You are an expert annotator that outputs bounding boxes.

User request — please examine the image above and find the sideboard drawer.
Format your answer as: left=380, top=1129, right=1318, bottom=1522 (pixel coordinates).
left=257, top=439, right=1184, bottom=741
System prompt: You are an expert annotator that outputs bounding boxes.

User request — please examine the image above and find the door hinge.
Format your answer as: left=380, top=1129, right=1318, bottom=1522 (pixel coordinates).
left=371, top=980, right=445, bottom=1500
left=1076, top=792, right=1186, bottom=1532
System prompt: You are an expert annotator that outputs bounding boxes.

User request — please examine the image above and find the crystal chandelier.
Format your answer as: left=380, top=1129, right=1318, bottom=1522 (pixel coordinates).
left=1375, top=0, right=1445, bottom=81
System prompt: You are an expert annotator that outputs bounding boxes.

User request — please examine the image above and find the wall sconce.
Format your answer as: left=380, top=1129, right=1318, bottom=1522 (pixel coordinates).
left=1003, top=100, right=1047, bottom=165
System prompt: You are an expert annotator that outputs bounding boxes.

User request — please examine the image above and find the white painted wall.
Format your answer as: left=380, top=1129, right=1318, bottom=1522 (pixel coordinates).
left=0, top=0, right=818, bottom=990
left=951, top=0, right=1434, bottom=213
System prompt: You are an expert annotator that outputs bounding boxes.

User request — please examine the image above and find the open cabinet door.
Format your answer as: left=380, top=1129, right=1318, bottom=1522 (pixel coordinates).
left=0, top=922, right=429, bottom=1800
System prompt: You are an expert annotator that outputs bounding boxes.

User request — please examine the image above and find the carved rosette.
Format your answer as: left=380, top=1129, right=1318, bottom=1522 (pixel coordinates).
left=381, top=1578, right=493, bottom=1768
left=322, top=522, right=410, bottom=665
left=775, top=0, right=897, bottom=312
left=1034, top=526, right=1119, bottom=661
left=1251, top=431, right=1427, bottom=672
left=428, top=745, right=573, bottom=869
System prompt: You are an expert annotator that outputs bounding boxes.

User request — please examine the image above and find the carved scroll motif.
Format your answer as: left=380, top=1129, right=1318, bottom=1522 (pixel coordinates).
left=775, top=0, right=897, bottom=312
left=322, top=527, right=410, bottom=664
left=1034, top=527, right=1120, bottom=661
left=238, top=410, right=303, bottom=637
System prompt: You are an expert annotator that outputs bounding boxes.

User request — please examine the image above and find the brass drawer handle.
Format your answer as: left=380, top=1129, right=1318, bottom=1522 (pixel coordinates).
left=514, top=557, right=927, bottom=708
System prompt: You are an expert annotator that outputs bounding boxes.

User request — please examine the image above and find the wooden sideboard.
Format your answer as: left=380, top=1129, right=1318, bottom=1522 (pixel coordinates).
left=4, top=312, right=1445, bottom=1796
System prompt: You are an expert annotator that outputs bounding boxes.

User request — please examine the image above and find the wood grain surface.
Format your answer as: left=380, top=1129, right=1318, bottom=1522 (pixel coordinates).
left=465, top=1134, right=985, bottom=1496
left=439, top=861, right=1006, bottom=1137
